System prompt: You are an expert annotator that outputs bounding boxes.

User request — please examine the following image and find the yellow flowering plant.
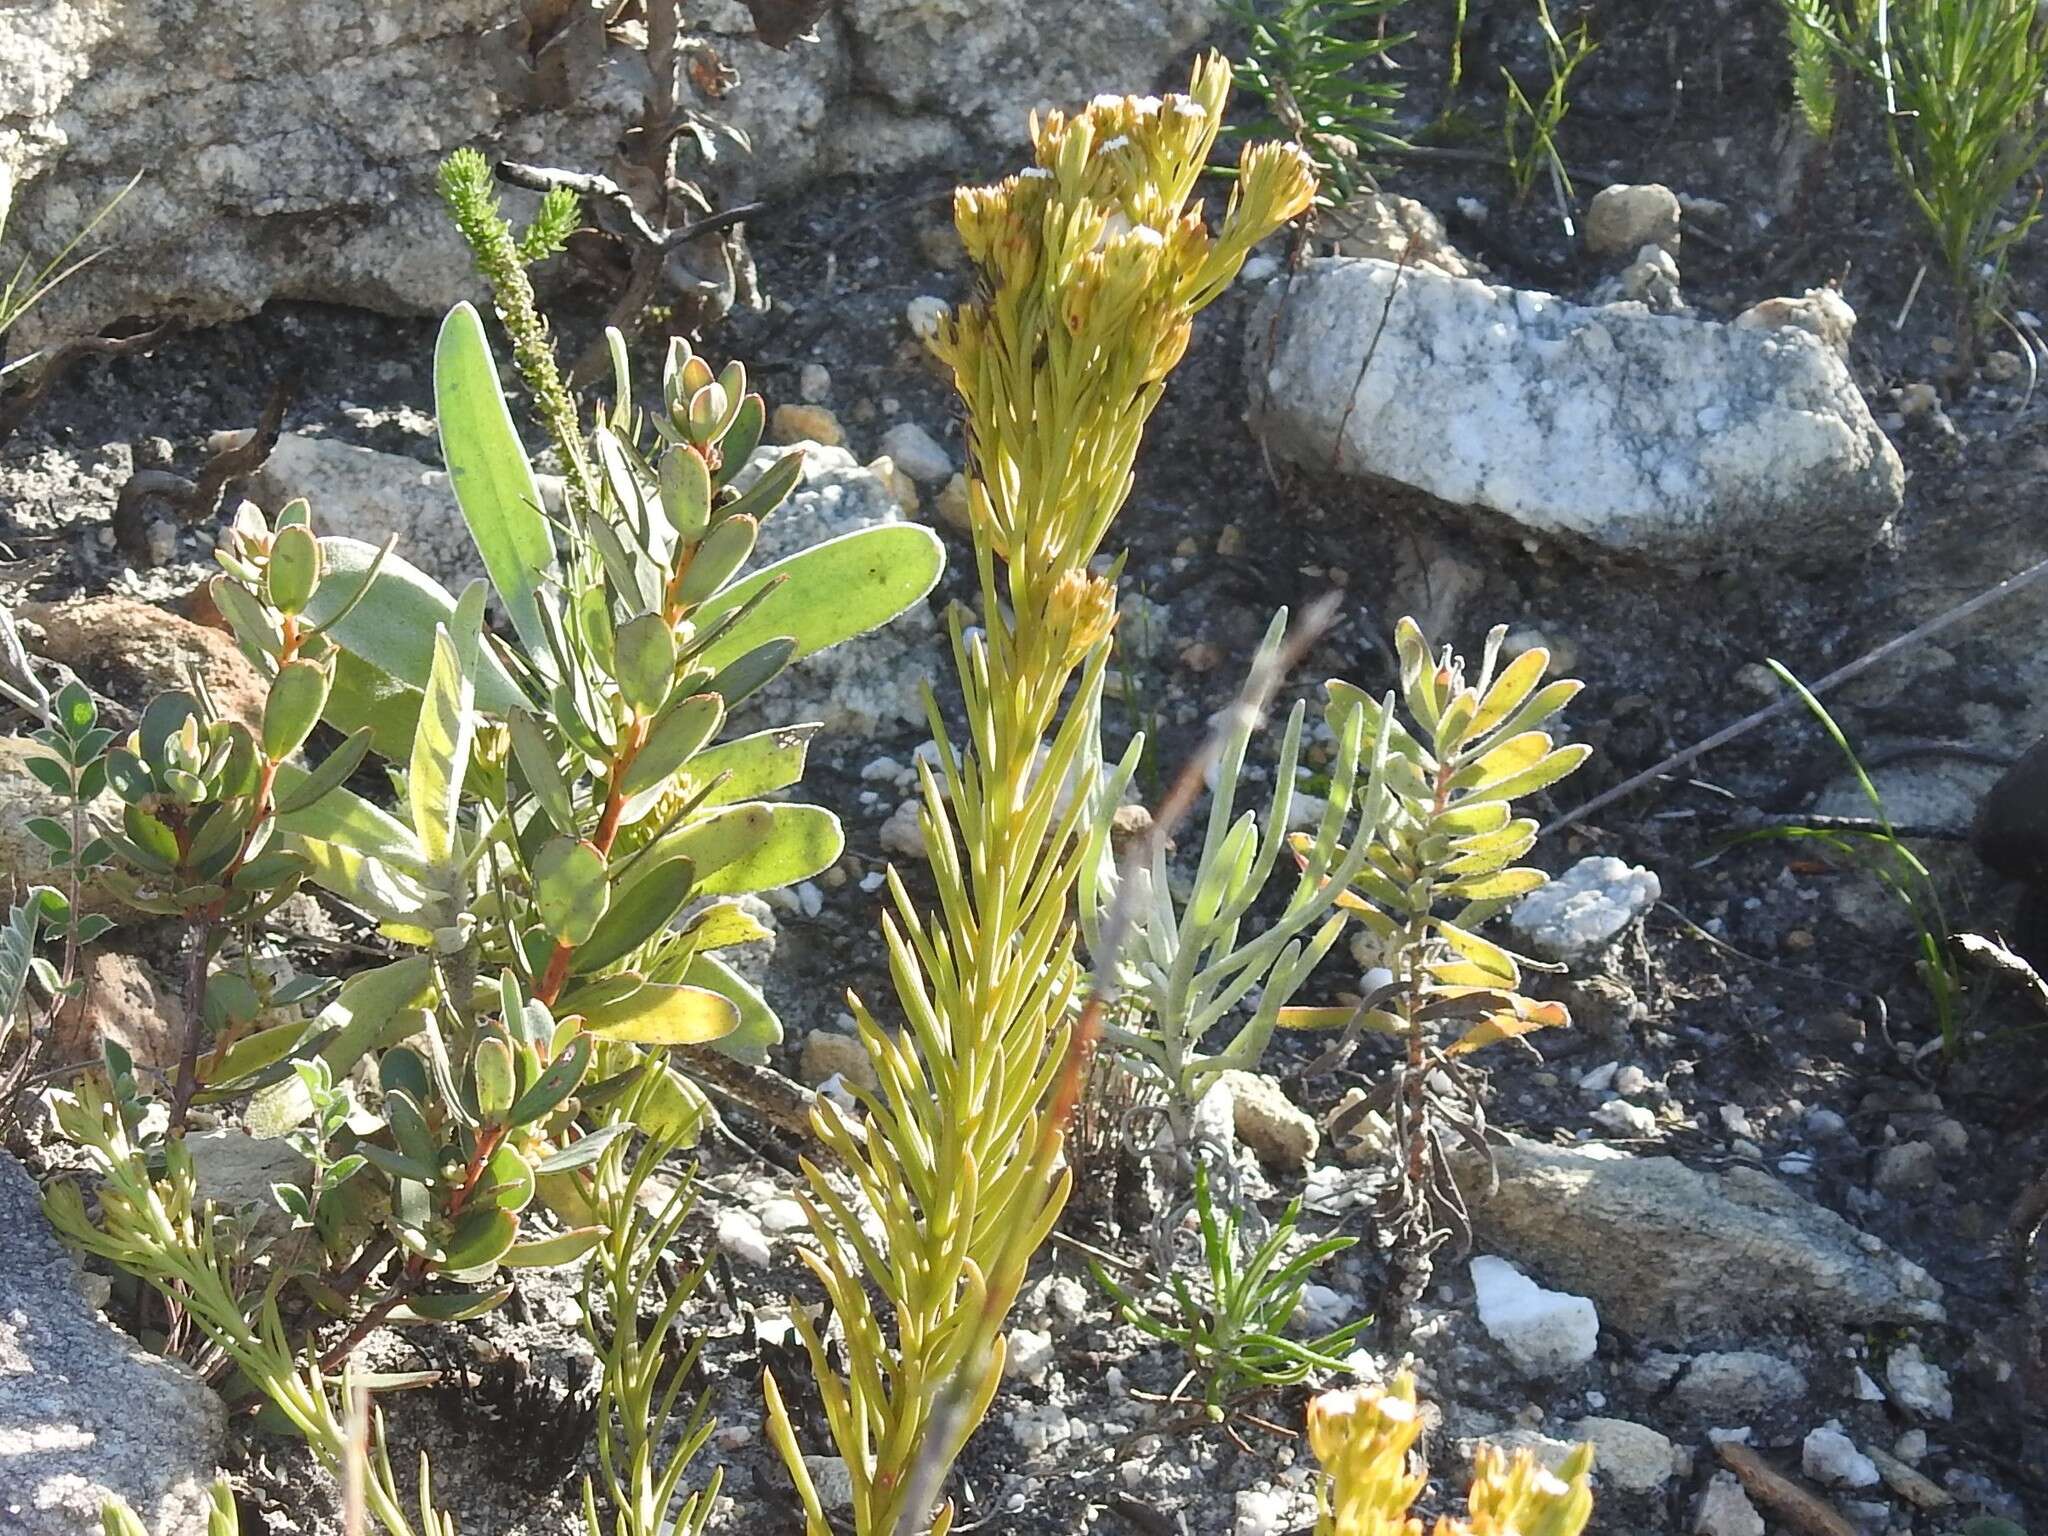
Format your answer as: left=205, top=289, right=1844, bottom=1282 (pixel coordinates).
left=762, top=55, right=1317, bottom=1536
left=1307, top=1374, right=1595, bottom=1536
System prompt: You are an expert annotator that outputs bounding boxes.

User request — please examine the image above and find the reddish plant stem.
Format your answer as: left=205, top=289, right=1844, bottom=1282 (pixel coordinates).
left=316, top=1120, right=507, bottom=1372
left=318, top=1271, right=420, bottom=1372
left=534, top=718, right=647, bottom=1007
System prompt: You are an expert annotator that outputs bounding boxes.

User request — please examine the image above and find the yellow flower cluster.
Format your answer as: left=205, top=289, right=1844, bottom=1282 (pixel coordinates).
left=1460, top=1440, right=1596, bottom=1536
left=1308, top=1376, right=1429, bottom=1536
left=1308, top=1374, right=1595, bottom=1536
left=937, top=51, right=1315, bottom=582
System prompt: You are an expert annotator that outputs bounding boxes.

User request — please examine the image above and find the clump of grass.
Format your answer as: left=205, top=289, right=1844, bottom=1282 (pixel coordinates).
left=1091, top=1162, right=1369, bottom=1421
left=1776, top=0, right=2048, bottom=363
left=0, top=167, right=139, bottom=367
left=1879, top=0, right=2048, bottom=363
left=1779, top=0, right=1873, bottom=140
left=1501, top=0, right=1596, bottom=216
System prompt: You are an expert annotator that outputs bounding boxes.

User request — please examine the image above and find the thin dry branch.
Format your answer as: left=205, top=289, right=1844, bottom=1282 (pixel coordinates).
left=1547, top=553, right=2048, bottom=836
left=0, top=322, right=179, bottom=446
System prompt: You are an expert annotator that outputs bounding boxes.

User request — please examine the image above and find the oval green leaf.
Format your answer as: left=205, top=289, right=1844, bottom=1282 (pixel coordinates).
left=261, top=659, right=331, bottom=762
left=690, top=523, right=944, bottom=677
left=303, top=536, right=527, bottom=715
left=505, top=1030, right=592, bottom=1126
left=612, top=612, right=676, bottom=714
left=503, top=1225, right=605, bottom=1269
left=621, top=692, right=725, bottom=798
left=534, top=836, right=610, bottom=945
left=273, top=726, right=373, bottom=817
left=582, top=981, right=739, bottom=1045
left=442, top=1206, right=519, bottom=1271
left=435, top=302, right=559, bottom=664
left=265, top=524, right=323, bottom=616
left=675, top=512, right=759, bottom=608
left=569, top=853, right=696, bottom=977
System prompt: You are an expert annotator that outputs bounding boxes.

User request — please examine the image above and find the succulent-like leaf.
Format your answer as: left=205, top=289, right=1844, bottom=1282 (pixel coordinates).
left=304, top=537, right=527, bottom=715
left=581, top=981, right=739, bottom=1044
left=1447, top=999, right=1570, bottom=1055
left=243, top=958, right=436, bottom=1133
left=658, top=444, right=713, bottom=540
left=718, top=448, right=805, bottom=527
left=264, top=523, right=323, bottom=616
left=0, top=890, right=47, bottom=1036
left=200, top=1018, right=309, bottom=1088
left=504, top=1224, right=605, bottom=1268
left=530, top=1122, right=630, bottom=1175
left=435, top=301, right=559, bottom=663
left=684, top=724, right=815, bottom=804
left=688, top=524, right=944, bottom=673
left=505, top=1029, right=592, bottom=1125
left=508, top=711, right=576, bottom=834
left=621, top=692, right=725, bottom=797
left=261, top=659, right=330, bottom=762
left=272, top=726, right=374, bottom=817
left=393, top=1285, right=516, bottom=1323
left=409, top=624, right=474, bottom=867
left=684, top=951, right=781, bottom=1064
left=319, top=647, right=425, bottom=763
left=708, top=636, right=797, bottom=708
left=481, top=1142, right=536, bottom=1212
left=569, top=852, right=696, bottom=977
left=647, top=800, right=842, bottom=897
left=612, top=612, right=677, bottom=714
left=680, top=899, right=774, bottom=950
left=474, top=1031, right=516, bottom=1121
left=533, top=836, right=610, bottom=945
left=442, top=1206, right=519, bottom=1270
left=675, top=512, right=759, bottom=608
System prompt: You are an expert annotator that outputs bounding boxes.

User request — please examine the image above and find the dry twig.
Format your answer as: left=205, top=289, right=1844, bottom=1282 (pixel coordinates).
left=1548, top=554, right=2048, bottom=836
left=1716, top=1441, right=1858, bottom=1536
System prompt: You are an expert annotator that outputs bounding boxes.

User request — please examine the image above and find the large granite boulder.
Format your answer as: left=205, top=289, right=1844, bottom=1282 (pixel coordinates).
left=0, top=1151, right=224, bottom=1534
left=0, top=0, right=1216, bottom=346
left=1247, top=257, right=1904, bottom=564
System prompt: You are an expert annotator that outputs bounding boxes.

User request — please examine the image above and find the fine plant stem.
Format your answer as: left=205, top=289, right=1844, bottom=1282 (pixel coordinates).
left=1741, top=662, right=1962, bottom=1053
left=167, top=914, right=214, bottom=1134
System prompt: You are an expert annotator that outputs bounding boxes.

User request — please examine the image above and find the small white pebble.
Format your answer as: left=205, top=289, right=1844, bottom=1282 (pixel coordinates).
left=905, top=295, right=950, bottom=341
left=880, top=798, right=925, bottom=860
left=715, top=1209, right=772, bottom=1268
left=1593, top=1098, right=1657, bottom=1137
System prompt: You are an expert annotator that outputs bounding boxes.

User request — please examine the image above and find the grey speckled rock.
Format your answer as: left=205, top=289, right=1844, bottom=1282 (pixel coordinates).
left=0, top=1151, right=223, bottom=1534
left=1247, top=258, right=1904, bottom=563
left=1, top=0, right=1213, bottom=346
left=727, top=442, right=939, bottom=737
left=230, top=430, right=563, bottom=600
left=1465, top=1137, right=1944, bottom=1344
